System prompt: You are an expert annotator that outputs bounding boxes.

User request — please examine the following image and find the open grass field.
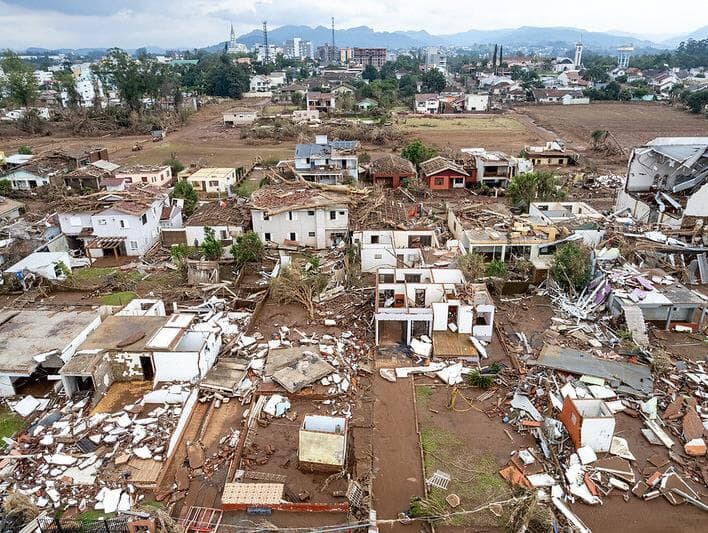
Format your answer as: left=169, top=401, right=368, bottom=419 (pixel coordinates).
left=517, top=102, right=708, bottom=153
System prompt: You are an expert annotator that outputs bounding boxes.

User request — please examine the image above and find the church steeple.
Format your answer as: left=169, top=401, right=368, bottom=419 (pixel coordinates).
left=230, top=23, right=235, bottom=43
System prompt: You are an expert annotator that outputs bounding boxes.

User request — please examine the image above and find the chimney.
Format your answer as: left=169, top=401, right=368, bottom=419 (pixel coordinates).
left=315, top=135, right=328, bottom=145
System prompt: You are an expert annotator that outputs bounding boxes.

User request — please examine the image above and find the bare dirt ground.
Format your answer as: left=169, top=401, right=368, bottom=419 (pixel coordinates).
left=0, top=100, right=292, bottom=170
left=517, top=102, right=708, bottom=165
left=372, top=375, right=425, bottom=531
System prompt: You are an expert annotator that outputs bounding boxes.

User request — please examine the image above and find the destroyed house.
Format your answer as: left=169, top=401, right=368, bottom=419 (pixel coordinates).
left=523, top=141, right=578, bottom=166
left=182, top=200, right=251, bottom=257
left=62, top=165, right=111, bottom=192
left=306, top=91, right=336, bottom=113
left=0, top=196, right=24, bottom=222
left=352, top=230, right=464, bottom=272
left=60, top=312, right=220, bottom=397
left=374, top=268, right=495, bottom=346
left=58, top=191, right=179, bottom=258
left=528, top=202, right=604, bottom=227
left=0, top=309, right=101, bottom=397
left=615, top=137, right=708, bottom=228
left=608, top=277, right=707, bottom=331
left=448, top=208, right=563, bottom=268
left=353, top=230, right=438, bottom=271
left=294, top=136, right=359, bottom=185
left=367, top=154, right=416, bottom=188
left=419, top=157, right=472, bottom=190
left=472, top=149, right=518, bottom=187
left=1, top=155, right=70, bottom=190
left=57, top=146, right=109, bottom=169
left=251, top=182, right=349, bottom=248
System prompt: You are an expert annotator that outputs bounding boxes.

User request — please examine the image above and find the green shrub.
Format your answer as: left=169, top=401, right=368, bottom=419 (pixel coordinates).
left=550, top=242, right=591, bottom=292
left=485, top=259, right=508, bottom=278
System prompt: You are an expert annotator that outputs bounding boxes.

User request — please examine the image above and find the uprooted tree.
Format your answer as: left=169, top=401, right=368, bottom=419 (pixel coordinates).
left=550, top=242, right=591, bottom=294
left=270, top=260, right=328, bottom=319
left=230, top=231, right=264, bottom=266
left=506, top=171, right=565, bottom=211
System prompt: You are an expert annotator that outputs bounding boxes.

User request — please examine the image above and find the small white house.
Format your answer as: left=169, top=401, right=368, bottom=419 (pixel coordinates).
left=186, top=168, right=237, bottom=197
left=414, top=93, right=440, bottom=114
left=464, top=93, right=489, bottom=112
left=114, top=165, right=173, bottom=187
left=223, top=109, right=257, bottom=126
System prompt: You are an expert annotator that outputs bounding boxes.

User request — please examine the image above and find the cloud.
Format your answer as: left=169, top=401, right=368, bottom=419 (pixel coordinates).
left=2, top=1, right=145, bottom=16
left=0, top=0, right=703, bottom=49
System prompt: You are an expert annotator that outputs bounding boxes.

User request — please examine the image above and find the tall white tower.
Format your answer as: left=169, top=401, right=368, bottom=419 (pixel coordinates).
left=574, top=42, right=583, bottom=69
left=617, top=45, right=634, bottom=69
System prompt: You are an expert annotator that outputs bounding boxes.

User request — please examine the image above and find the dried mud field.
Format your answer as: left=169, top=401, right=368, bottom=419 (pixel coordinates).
left=518, top=102, right=708, bottom=153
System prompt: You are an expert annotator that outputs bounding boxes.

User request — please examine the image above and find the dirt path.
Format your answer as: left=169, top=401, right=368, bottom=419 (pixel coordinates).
left=372, top=375, right=424, bottom=529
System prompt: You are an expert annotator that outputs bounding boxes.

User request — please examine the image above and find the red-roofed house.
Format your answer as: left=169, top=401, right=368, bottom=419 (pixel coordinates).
left=419, top=156, right=471, bottom=190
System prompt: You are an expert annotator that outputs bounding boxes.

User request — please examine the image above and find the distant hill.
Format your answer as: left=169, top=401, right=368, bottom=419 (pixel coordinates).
left=662, top=26, right=708, bottom=47
left=235, top=24, right=667, bottom=50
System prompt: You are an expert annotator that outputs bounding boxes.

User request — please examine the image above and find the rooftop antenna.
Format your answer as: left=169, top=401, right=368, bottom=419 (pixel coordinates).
left=263, top=20, right=269, bottom=62
left=331, top=17, right=336, bottom=63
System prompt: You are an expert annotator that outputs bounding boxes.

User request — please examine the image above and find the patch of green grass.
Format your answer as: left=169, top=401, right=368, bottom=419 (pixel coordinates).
left=420, top=426, right=462, bottom=460
left=100, top=291, right=138, bottom=306
left=139, top=500, right=163, bottom=510
left=416, top=385, right=434, bottom=403
left=76, top=510, right=113, bottom=522
left=419, top=424, right=510, bottom=527
left=234, top=179, right=261, bottom=197
left=0, top=408, right=26, bottom=449
left=71, top=267, right=117, bottom=282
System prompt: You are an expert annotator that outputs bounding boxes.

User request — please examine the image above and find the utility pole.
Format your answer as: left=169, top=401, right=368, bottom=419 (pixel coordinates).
left=263, top=20, right=269, bottom=63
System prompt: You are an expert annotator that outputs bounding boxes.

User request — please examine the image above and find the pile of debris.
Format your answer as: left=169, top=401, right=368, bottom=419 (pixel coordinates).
left=496, top=363, right=707, bottom=529
left=3, top=384, right=190, bottom=511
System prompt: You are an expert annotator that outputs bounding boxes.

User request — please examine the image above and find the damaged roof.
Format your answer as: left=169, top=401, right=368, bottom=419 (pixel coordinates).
left=78, top=315, right=170, bottom=353
left=369, top=154, right=416, bottom=176
left=187, top=201, right=251, bottom=227
left=0, top=310, right=100, bottom=375
left=419, top=156, right=469, bottom=177
left=251, top=182, right=351, bottom=212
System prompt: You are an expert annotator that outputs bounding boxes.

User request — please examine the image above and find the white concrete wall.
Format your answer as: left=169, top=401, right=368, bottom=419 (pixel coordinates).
left=685, top=182, right=708, bottom=217
left=153, top=352, right=199, bottom=382
left=252, top=206, right=348, bottom=249
left=580, top=416, right=615, bottom=452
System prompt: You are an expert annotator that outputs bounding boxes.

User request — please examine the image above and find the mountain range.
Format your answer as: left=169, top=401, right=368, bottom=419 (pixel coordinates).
left=20, top=25, right=708, bottom=56
left=234, top=24, right=708, bottom=51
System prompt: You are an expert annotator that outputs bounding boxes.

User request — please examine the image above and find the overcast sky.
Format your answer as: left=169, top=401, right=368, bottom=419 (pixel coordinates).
left=0, top=0, right=704, bottom=49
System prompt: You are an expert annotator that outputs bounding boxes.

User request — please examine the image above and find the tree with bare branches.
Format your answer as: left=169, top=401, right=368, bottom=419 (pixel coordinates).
left=270, top=260, right=327, bottom=319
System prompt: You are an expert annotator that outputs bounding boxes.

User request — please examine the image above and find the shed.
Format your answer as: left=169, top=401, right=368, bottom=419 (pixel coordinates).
left=298, top=415, right=348, bottom=472
left=4, top=251, right=71, bottom=282
left=559, top=396, right=615, bottom=452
